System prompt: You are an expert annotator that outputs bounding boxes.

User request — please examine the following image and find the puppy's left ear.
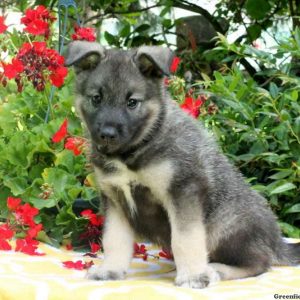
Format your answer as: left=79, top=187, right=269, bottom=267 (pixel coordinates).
left=134, top=46, right=174, bottom=78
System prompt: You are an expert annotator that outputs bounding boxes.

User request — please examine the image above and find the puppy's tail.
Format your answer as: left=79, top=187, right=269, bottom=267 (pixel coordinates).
left=274, top=241, right=300, bottom=266
left=285, top=242, right=300, bottom=265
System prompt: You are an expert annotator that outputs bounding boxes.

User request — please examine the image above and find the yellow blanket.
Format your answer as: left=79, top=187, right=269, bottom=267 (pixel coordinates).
left=0, top=241, right=299, bottom=300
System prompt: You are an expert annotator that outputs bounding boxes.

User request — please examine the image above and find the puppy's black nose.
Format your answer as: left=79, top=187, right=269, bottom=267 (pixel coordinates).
left=100, top=126, right=118, bottom=142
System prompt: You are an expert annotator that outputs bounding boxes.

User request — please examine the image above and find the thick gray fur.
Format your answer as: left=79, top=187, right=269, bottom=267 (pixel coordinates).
left=65, top=41, right=300, bottom=288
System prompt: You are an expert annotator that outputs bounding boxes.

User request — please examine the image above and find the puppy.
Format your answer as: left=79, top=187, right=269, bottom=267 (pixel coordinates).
left=65, top=41, right=300, bottom=289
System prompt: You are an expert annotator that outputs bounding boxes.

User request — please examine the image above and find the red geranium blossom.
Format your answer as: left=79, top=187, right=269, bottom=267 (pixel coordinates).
left=71, top=25, right=96, bottom=42
left=170, top=56, right=181, bottom=73
left=90, top=242, right=101, bottom=253
left=52, top=119, right=68, bottom=143
left=49, top=66, right=68, bottom=87
left=14, top=203, right=39, bottom=227
left=0, top=239, right=12, bottom=251
left=1, top=41, right=68, bottom=91
left=0, top=224, right=14, bottom=240
left=2, top=58, right=24, bottom=80
left=65, top=137, right=86, bottom=156
left=180, top=96, right=204, bottom=118
left=24, top=19, right=49, bottom=36
left=65, top=243, right=73, bottom=251
left=159, top=248, right=173, bottom=260
left=7, top=197, right=22, bottom=211
left=134, top=243, right=148, bottom=260
left=26, top=223, right=43, bottom=239
left=0, top=16, right=8, bottom=34
left=62, top=260, right=94, bottom=270
left=15, top=237, right=45, bottom=256
left=81, top=209, right=105, bottom=227
left=21, top=5, right=56, bottom=38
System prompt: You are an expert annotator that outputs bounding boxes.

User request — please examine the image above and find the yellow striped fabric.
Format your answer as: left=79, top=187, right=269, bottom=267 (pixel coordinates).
left=0, top=241, right=299, bottom=300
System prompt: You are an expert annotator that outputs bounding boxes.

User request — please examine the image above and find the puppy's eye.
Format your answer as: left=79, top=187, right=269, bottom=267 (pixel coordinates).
left=127, top=98, right=139, bottom=109
left=91, top=94, right=102, bottom=107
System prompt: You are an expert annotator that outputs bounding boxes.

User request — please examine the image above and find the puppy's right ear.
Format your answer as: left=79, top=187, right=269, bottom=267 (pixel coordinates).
left=64, top=41, right=105, bottom=73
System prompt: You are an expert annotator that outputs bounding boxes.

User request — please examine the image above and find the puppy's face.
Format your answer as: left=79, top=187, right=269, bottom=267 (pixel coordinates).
left=65, top=42, right=173, bottom=155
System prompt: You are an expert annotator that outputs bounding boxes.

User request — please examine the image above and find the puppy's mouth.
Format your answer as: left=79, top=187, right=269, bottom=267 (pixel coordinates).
left=95, top=143, right=121, bottom=155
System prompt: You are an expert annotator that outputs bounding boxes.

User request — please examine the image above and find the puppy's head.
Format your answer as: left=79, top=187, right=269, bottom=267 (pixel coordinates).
left=65, top=41, right=173, bottom=155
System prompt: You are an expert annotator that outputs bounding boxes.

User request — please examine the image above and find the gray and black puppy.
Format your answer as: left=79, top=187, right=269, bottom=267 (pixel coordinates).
left=65, top=41, right=300, bottom=289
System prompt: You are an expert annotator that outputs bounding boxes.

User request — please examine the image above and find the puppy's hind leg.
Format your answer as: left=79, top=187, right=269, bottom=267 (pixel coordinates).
left=208, top=262, right=269, bottom=281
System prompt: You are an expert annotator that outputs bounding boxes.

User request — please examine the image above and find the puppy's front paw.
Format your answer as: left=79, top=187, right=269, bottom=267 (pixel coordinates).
left=175, top=267, right=220, bottom=289
left=86, top=266, right=125, bottom=281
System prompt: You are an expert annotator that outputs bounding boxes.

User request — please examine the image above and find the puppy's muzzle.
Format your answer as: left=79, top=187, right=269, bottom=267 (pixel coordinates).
left=99, top=125, right=118, bottom=145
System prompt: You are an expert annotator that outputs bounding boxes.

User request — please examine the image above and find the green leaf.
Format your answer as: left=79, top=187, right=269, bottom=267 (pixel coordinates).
left=291, top=90, right=298, bottom=101
left=279, top=222, right=300, bottom=238
left=269, top=82, right=279, bottom=99
left=120, top=23, right=131, bottom=37
left=134, top=24, right=151, bottom=33
left=104, top=31, right=118, bottom=46
left=270, top=183, right=297, bottom=195
left=269, top=170, right=293, bottom=180
left=245, top=0, right=271, bottom=20
left=3, top=177, right=28, bottom=195
left=247, top=24, right=262, bottom=40
left=285, top=204, right=300, bottom=214
left=30, top=198, right=58, bottom=209
left=42, top=168, right=79, bottom=198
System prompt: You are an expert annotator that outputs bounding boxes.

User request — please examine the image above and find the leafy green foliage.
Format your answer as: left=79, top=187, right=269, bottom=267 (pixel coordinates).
left=193, top=33, right=300, bottom=237
left=0, top=75, right=97, bottom=246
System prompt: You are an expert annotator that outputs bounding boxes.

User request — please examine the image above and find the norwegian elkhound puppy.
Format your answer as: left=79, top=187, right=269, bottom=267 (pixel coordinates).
left=65, top=41, right=300, bottom=289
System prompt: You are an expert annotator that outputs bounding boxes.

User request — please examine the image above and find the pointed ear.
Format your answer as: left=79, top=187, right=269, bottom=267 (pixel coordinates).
left=134, top=46, right=174, bottom=78
left=64, top=41, right=105, bottom=72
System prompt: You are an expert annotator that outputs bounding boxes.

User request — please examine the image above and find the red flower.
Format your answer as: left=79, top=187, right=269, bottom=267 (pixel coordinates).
left=134, top=243, right=147, bottom=255
left=159, top=248, right=173, bottom=260
left=8, top=41, right=68, bottom=91
left=65, top=137, right=86, bottom=156
left=90, top=242, right=101, bottom=253
left=180, top=96, right=203, bottom=118
left=7, top=197, right=22, bottom=210
left=170, top=56, right=181, bottom=73
left=24, top=19, right=49, bottom=36
left=52, top=119, right=68, bottom=143
left=79, top=223, right=102, bottom=242
left=71, top=26, right=96, bottom=42
left=133, top=243, right=149, bottom=260
left=0, top=16, right=8, bottom=34
left=15, top=237, right=45, bottom=256
left=81, top=209, right=105, bottom=227
left=21, top=5, right=56, bottom=38
left=2, top=58, right=24, bottom=79
left=0, top=224, right=14, bottom=239
left=62, top=260, right=94, bottom=270
left=65, top=243, right=73, bottom=251
left=14, top=203, right=39, bottom=227
left=0, top=239, right=12, bottom=251
left=26, top=223, right=43, bottom=239
left=49, top=66, right=68, bottom=87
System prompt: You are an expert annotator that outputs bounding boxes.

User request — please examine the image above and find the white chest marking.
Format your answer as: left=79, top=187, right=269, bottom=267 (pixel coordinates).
left=94, top=160, right=174, bottom=214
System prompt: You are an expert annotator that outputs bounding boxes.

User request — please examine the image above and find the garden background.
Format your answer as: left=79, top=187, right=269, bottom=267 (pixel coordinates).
left=0, top=0, right=299, bottom=255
